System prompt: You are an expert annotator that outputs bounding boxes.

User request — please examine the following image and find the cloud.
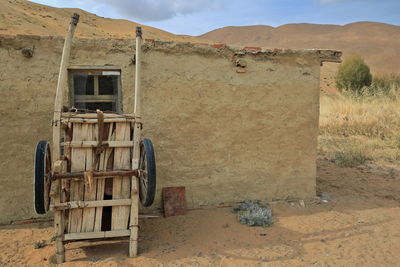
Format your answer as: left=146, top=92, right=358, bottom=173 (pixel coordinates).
left=91, top=0, right=223, bottom=22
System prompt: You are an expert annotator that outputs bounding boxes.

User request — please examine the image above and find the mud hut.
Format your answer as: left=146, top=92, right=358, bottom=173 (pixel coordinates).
left=0, top=34, right=341, bottom=223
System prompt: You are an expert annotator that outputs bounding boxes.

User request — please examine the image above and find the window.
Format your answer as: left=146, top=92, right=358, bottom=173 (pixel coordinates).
left=69, top=67, right=122, bottom=112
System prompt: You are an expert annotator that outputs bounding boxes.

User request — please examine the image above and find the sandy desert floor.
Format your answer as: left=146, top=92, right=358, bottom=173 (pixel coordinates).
left=1, top=159, right=400, bottom=266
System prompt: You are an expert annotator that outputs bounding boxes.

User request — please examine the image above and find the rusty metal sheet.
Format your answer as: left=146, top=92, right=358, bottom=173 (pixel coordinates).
left=162, top=187, right=187, bottom=217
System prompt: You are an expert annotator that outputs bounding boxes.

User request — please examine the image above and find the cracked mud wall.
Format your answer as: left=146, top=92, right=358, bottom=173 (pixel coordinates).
left=0, top=35, right=320, bottom=223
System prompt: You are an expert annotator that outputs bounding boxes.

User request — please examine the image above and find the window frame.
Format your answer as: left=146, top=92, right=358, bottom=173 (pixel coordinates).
left=68, top=66, right=123, bottom=113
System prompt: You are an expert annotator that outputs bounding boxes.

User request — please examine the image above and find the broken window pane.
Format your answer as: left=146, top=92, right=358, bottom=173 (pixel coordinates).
left=73, top=73, right=94, bottom=95
left=70, top=69, right=121, bottom=112
left=99, top=75, right=118, bottom=95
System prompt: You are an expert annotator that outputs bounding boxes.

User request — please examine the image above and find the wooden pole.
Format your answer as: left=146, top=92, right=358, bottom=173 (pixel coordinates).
left=52, top=13, right=80, bottom=264
left=53, top=13, right=79, bottom=161
left=129, top=26, right=142, bottom=258
left=53, top=169, right=138, bottom=180
left=134, top=27, right=142, bottom=117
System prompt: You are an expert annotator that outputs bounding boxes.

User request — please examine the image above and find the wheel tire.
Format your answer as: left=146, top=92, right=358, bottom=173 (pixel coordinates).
left=34, top=141, right=52, bottom=214
left=138, top=138, right=156, bottom=207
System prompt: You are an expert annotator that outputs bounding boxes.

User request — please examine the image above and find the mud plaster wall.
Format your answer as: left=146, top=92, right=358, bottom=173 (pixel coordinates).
left=0, top=35, right=323, bottom=223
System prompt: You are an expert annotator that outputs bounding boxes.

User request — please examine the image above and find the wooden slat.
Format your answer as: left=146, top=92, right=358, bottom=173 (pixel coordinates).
left=112, top=122, right=131, bottom=230
left=68, top=65, right=121, bottom=71
left=60, top=141, right=133, bottom=148
left=53, top=159, right=67, bottom=263
left=129, top=28, right=142, bottom=258
left=74, top=100, right=113, bottom=103
left=75, top=95, right=114, bottom=101
left=81, top=124, right=96, bottom=232
left=68, top=124, right=85, bottom=233
left=53, top=13, right=81, bottom=267
left=54, top=170, right=137, bottom=180
left=61, top=118, right=135, bottom=124
left=50, top=160, right=66, bottom=198
left=64, top=230, right=130, bottom=241
left=130, top=122, right=141, bottom=257
left=53, top=199, right=132, bottom=210
left=62, top=112, right=135, bottom=119
left=94, top=123, right=115, bottom=232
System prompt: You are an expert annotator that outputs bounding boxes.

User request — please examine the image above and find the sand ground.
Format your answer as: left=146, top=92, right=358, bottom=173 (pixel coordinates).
left=1, top=159, right=400, bottom=266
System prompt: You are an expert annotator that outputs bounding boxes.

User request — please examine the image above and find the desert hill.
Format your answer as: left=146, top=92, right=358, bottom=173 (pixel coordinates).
left=0, top=0, right=199, bottom=42
left=200, top=22, right=400, bottom=74
left=1, top=0, right=399, bottom=76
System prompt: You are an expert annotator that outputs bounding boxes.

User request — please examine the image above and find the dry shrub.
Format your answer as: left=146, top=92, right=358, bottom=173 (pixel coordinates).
left=361, top=73, right=400, bottom=98
left=320, top=96, right=400, bottom=139
left=319, top=95, right=400, bottom=165
left=333, top=149, right=371, bottom=167
left=336, top=55, right=372, bottom=95
left=231, top=200, right=274, bottom=227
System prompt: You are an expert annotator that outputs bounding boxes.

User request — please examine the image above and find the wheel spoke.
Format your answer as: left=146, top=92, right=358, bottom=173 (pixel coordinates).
left=45, top=150, right=51, bottom=173
left=139, top=179, right=146, bottom=200
left=139, top=148, right=145, bottom=169
left=142, top=177, right=148, bottom=189
left=141, top=142, right=147, bottom=169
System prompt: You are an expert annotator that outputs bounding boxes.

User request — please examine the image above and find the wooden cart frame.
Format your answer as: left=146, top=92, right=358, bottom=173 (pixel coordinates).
left=33, top=14, right=155, bottom=264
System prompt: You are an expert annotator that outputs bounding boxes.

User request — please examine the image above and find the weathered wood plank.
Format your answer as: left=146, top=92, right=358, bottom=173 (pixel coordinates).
left=62, top=112, right=135, bottom=119
left=61, top=118, right=135, bottom=124
left=68, top=65, right=121, bottom=71
left=53, top=159, right=67, bottom=263
left=52, top=199, right=132, bottom=210
left=54, top=170, right=137, bottom=180
left=53, top=13, right=81, bottom=265
left=50, top=160, right=66, bottom=198
left=112, top=122, right=131, bottom=230
left=94, top=123, right=115, bottom=232
left=129, top=28, right=142, bottom=258
left=64, top=230, right=130, bottom=241
left=68, top=123, right=85, bottom=233
left=75, top=95, right=113, bottom=101
left=60, top=140, right=133, bottom=148
left=130, top=123, right=141, bottom=257
left=81, top=124, right=96, bottom=232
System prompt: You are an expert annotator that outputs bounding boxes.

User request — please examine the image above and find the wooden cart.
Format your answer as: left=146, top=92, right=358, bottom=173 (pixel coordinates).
left=33, top=14, right=156, bottom=264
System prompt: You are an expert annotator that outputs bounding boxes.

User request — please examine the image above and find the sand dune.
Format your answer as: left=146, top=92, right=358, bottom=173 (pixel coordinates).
left=1, top=0, right=399, bottom=75
left=0, top=0, right=200, bottom=42
left=2, top=0, right=398, bottom=74
left=200, top=22, right=400, bottom=74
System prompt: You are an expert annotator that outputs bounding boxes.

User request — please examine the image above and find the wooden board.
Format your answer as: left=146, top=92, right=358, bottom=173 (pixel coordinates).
left=111, top=122, right=131, bottom=230
left=53, top=199, right=131, bottom=210
left=81, top=124, right=96, bottom=232
left=64, top=230, right=130, bottom=241
left=129, top=121, right=141, bottom=257
left=60, top=140, right=133, bottom=148
left=68, top=123, right=85, bottom=233
left=65, top=121, right=135, bottom=238
left=94, top=123, right=115, bottom=232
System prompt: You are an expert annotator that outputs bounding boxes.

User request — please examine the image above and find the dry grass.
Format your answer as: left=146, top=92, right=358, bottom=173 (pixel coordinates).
left=319, top=95, right=400, bottom=167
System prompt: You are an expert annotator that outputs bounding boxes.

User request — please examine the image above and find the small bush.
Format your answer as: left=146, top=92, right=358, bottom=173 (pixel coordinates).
left=231, top=200, right=274, bottom=227
left=361, top=74, right=400, bottom=98
left=336, top=55, right=372, bottom=95
left=333, top=149, right=371, bottom=167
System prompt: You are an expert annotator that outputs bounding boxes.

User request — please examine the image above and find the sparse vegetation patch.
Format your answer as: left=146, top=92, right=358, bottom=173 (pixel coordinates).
left=319, top=89, right=400, bottom=166
left=333, top=149, right=371, bottom=167
left=231, top=200, right=274, bottom=227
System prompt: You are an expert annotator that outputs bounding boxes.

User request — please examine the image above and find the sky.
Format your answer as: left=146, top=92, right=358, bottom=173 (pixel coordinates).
left=30, top=0, right=400, bottom=36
